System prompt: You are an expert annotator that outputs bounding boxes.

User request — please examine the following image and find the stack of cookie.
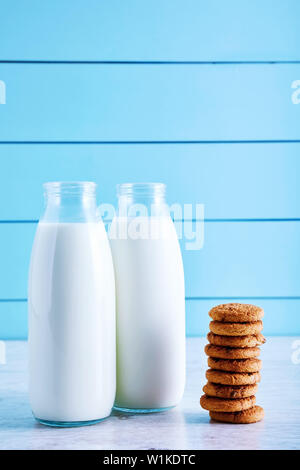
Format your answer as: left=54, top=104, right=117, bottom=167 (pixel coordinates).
left=200, top=303, right=266, bottom=424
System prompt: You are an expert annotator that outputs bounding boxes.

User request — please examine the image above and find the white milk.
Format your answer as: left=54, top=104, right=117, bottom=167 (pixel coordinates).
left=28, top=222, right=116, bottom=423
left=109, top=216, right=185, bottom=410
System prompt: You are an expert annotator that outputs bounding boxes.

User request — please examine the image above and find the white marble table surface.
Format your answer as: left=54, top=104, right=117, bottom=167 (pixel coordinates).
left=0, top=337, right=299, bottom=450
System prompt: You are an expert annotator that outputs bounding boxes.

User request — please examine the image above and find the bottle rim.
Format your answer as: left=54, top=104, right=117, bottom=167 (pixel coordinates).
left=43, top=181, right=97, bottom=196
left=117, top=182, right=166, bottom=197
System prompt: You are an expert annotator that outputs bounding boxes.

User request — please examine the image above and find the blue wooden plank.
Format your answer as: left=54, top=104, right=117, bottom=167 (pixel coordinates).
left=183, top=221, right=300, bottom=297
left=0, top=64, right=299, bottom=141
left=0, top=298, right=299, bottom=340
left=186, top=298, right=300, bottom=336
left=0, top=1, right=299, bottom=61
left=0, top=143, right=300, bottom=220
left=0, top=224, right=36, bottom=299
left=0, top=221, right=299, bottom=299
left=0, top=302, right=28, bottom=339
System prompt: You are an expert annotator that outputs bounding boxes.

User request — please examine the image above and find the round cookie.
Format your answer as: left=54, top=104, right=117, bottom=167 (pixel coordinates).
left=209, top=405, right=264, bottom=424
left=206, top=369, right=261, bottom=385
left=209, top=303, right=264, bottom=323
left=203, top=382, right=258, bottom=399
left=209, top=320, right=263, bottom=337
left=207, top=357, right=262, bottom=373
left=204, top=344, right=260, bottom=359
left=200, top=394, right=256, bottom=412
left=207, top=332, right=266, bottom=348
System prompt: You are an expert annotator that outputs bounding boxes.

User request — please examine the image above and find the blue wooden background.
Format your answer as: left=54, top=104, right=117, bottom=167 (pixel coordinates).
left=0, top=0, right=300, bottom=338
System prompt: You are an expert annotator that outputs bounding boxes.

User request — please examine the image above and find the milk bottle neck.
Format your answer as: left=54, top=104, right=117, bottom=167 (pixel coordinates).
left=42, top=182, right=98, bottom=223
left=117, top=183, right=169, bottom=217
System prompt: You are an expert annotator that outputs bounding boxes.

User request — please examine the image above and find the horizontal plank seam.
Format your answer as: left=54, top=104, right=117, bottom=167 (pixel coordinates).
left=1, top=140, right=300, bottom=145
left=2, top=296, right=300, bottom=303
left=0, top=219, right=299, bottom=224
left=1, top=60, right=300, bottom=65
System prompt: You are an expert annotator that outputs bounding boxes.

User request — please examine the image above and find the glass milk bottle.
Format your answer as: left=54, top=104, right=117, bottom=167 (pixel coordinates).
left=109, top=183, right=185, bottom=412
left=28, top=182, right=116, bottom=426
